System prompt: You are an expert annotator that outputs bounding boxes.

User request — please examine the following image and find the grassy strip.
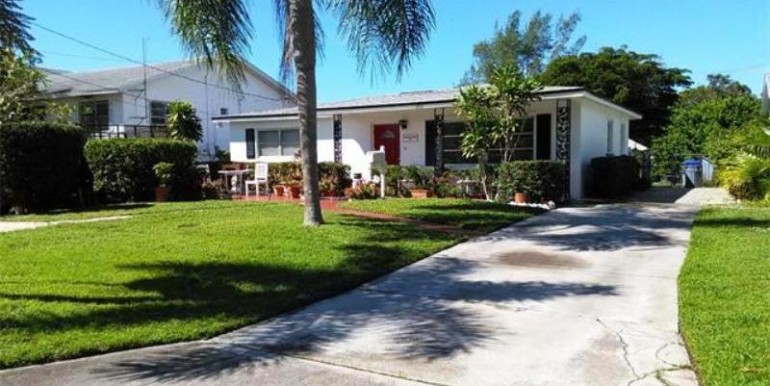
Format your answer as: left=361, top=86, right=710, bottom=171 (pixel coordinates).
left=341, top=198, right=541, bottom=233
left=679, top=207, right=770, bottom=385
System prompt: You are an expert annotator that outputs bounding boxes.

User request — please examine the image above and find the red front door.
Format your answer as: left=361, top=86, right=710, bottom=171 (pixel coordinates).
left=373, top=124, right=400, bottom=165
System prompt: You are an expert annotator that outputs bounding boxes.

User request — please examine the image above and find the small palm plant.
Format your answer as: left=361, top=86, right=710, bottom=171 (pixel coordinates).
left=166, top=100, right=203, bottom=142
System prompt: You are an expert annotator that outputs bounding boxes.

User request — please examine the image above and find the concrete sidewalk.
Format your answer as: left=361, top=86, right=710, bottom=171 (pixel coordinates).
left=0, top=204, right=699, bottom=386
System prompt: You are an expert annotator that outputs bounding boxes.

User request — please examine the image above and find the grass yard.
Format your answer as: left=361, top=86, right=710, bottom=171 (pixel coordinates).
left=341, top=198, right=542, bottom=233
left=0, top=201, right=470, bottom=368
left=679, top=207, right=770, bottom=385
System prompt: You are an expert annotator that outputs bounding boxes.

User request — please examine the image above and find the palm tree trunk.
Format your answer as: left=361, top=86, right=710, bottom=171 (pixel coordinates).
left=289, top=0, right=323, bottom=226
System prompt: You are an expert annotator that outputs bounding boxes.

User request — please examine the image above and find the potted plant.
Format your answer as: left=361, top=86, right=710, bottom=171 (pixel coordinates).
left=319, top=178, right=335, bottom=197
left=287, top=179, right=302, bottom=199
left=153, top=162, right=174, bottom=202
left=405, top=166, right=434, bottom=199
left=273, top=184, right=285, bottom=197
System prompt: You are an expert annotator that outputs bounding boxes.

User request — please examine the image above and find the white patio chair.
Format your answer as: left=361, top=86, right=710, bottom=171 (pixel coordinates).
left=245, top=163, right=269, bottom=197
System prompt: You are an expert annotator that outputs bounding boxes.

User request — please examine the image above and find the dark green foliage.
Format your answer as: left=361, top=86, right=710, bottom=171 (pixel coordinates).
left=0, top=122, right=87, bottom=213
left=496, top=161, right=566, bottom=202
left=588, top=155, right=642, bottom=198
left=0, top=0, right=38, bottom=57
left=541, top=47, right=692, bottom=145
left=651, top=92, right=760, bottom=179
left=84, top=139, right=200, bottom=202
left=267, top=162, right=352, bottom=196
left=318, top=162, right=352, bottom=196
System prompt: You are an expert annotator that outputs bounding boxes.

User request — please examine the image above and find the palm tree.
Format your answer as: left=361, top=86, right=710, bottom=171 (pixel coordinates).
left=156, top=0, right=436, bottom=226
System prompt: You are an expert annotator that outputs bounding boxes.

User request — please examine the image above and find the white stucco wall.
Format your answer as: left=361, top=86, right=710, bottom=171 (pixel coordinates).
left=125, top=66, right=291, bottom=159
left=227, top=96, right=637, bottom=201
left=576, top=97, right=633, bottom=199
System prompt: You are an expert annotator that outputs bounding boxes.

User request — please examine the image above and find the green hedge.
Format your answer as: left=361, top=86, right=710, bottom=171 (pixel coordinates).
left=84, top=139, right=200, bottom=202
left=0, top=122, right=88, bottom=213
left=588, top=155, right=641, bottom=198
left=496, top=161, right=566, bottom=202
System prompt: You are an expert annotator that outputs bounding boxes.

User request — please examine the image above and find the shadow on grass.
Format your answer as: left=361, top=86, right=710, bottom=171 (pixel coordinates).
left=387, top=201, right=543, bottom=231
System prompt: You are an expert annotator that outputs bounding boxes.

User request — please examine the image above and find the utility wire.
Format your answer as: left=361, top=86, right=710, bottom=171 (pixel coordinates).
left=33, top=22, right=288, bottom=103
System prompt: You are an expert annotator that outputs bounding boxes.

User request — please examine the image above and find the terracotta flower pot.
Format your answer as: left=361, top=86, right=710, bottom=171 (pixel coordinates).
left=155, top=186, right=169, bottom=202
left=514, top=192, right=529, bottom=204
left=410, top=189, right=433, bottom=199
left=273, top=185, right=285, bottom=197
left=288, top=185, right=301, bottom=199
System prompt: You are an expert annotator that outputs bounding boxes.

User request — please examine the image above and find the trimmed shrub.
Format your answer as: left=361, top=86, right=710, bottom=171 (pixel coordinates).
left=267, top=162, right=352, bottom=196
left=496, top=161, right=566, bottom=202
left=318, top=162, right=352, bottom=196
left=0, top=122, right=88, bottom=213
left=84, top=138, right=200, bottom=202
left=588, top=155, right=641, bottom=198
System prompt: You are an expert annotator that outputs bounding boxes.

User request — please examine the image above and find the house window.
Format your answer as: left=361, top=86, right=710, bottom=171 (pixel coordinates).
left=220, top=107, right=229, bottom=115
left=426, top=119, right=535, bottom=165
left=245, top=129, right=256, bottom=159
left=606, top=120, right=614, bottom=155
left=78, top=100, right=109, bottom=131
left=258, top=128, right=300, bottom=157
left=150, top=101, right=168, bottom=125
left=620, top=123, right=627, bottom=155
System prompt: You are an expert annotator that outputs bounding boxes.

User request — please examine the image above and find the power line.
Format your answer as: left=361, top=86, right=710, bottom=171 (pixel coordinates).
left=45, top=71, right=219, bottom=118
left=32, top=22, right=288, bottom=103
left=41, top=50, right=126, bottom=63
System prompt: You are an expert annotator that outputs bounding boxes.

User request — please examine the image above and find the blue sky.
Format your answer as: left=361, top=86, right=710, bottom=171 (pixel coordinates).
left=23, top=0, right=770, bottom=102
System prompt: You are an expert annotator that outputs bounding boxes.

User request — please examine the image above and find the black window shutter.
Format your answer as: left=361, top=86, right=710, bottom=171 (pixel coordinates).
left=246, top=128, right=256, bottom=159
left=536, top=114, right=552, bottom=160
left=425, top=120, right=436, bottom=166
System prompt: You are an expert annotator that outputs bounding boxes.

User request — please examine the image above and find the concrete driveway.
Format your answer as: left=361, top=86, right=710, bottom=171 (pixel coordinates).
left=0, top=204, right=699, bottom=386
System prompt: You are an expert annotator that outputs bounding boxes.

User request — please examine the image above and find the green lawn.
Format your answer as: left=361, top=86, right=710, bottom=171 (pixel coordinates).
left=341, top=198, right=542, bottom=232
left=0, top=201, right=466, bottom=368
left=679, top=207, right=770, bottom=385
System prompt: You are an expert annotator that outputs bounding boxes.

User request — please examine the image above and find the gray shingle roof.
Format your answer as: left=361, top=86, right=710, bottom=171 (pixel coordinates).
left=217, top=86, right=584, bottom=119
left=41, top=61, right=194, bottom=97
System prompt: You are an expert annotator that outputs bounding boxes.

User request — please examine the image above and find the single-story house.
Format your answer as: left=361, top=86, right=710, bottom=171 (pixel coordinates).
left=214, top=87, right=641, bottom=199
left=42, top=60, right=295, bottom=160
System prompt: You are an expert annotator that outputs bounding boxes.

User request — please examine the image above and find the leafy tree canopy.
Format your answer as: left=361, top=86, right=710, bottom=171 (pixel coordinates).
left=462, top=10, right=585, bottom=83
left=0, top=0, right=37, bottom=57
left=678, top=73, right=753, bottom=107
left=651, top=86, right=760, bottom=178
left=540, top=46, right=692, bottom=145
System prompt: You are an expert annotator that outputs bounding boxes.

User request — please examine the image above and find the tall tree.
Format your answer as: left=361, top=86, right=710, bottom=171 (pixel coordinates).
left=0, top=0, right=37, bottom=56
left=157, top=0, right=436, bottom=226
left=678, top=73, right=753, bottom=107
left=541, top=47, right=692, bottom=145
left=462, top=10, right=585, bottom=83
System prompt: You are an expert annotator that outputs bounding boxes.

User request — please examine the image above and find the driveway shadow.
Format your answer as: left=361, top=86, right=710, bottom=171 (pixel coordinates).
left=94, top=254, right=617, bottom=383
left=475, top=204, right=695, bottom=252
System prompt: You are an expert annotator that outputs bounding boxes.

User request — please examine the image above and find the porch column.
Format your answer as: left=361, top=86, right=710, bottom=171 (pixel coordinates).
left=556, top=99, right=571, bottom=200
left=333, top=114, right=342, bottom=163
left=434, top=108, right=445, bottom=173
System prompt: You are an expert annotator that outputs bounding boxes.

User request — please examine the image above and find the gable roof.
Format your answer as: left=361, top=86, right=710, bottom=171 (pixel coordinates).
left=213, top=85, right=642, bottom=120
left=41, top=60, right=292, bottom=100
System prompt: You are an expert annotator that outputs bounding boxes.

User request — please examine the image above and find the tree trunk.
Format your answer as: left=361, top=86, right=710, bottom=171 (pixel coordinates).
left=289, top=0, right=323, bottom=226
left=479, top=152, right=490, bottom=200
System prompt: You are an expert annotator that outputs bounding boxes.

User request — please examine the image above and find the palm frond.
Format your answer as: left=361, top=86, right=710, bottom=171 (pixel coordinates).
left=325, top=0, right=435, bottom=80
left=156, top=0, right=253, bottom=87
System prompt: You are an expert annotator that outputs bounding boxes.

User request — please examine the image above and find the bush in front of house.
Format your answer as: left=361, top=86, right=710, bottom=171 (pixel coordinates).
left=588, top=155, right=642, bottom=198
left=318, top=162, right=352, bottom=196
left=84, top=138, right=200, bottom=202
left=267, top=162, right=352, bottom=196
left=0, top=122, right=89, bottom=214
left=496, top=160, right=566, bottom=203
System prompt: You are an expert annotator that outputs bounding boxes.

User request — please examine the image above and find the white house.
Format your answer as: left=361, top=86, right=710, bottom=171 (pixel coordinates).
left=41, top=60, right=295, bottom=160
left=214, top=87, right=641, bottom=200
